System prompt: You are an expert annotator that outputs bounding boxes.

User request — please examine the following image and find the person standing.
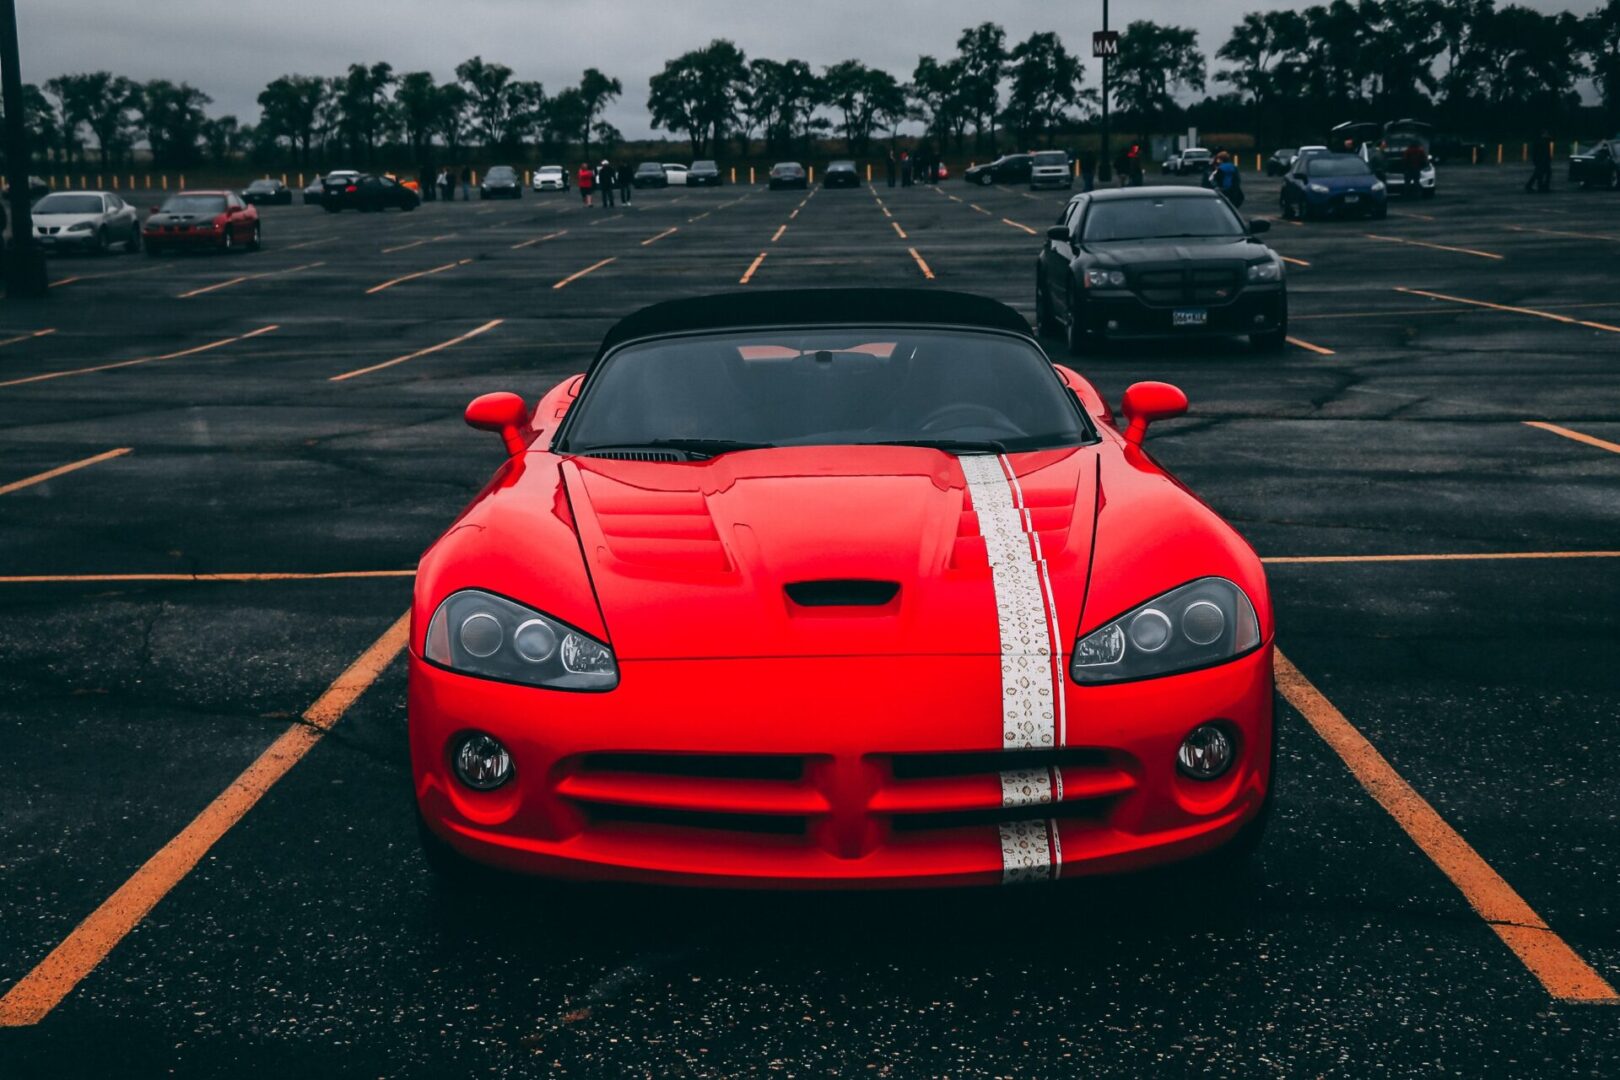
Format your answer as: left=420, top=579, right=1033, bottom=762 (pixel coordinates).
left=618, top=162, right=633, bottom=205
left=1525, top=132, right=1552, bottom=194
left=1402, top=141, right=1428, bottom=195
left=900, top=151, right=912, bottom=187
left=1211, top=151, right=1244, bottom=208
left=598, top=161, right=616, bottom=208
left=460, top=166, right=472, bottom=201
left=436, top=167, right=451, bottom=203
left=577, top=162, right=595, bottom=207
left=885, top=151, right=896, bottom=188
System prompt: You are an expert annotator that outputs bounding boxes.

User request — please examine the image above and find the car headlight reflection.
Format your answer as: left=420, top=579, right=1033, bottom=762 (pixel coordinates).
left=1246, top=260, right=1281, bottom=282
left=1371, top=180, right=1386, bottom=192
left=1071, top=577, right=1260, bottom=684
left=65, top=221, right=95, bottom=232
left=426, top=588, right=618, bottom=690
left=1307, top=182, right=1330, bottom=194
left=1084, top=268, right=1126, bottom=288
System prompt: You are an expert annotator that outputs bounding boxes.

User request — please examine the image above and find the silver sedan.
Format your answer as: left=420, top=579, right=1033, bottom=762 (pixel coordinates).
left=30, top=191, right=142, bottom=253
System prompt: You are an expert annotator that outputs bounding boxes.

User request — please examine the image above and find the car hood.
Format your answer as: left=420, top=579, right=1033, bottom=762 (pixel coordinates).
left=1085, top=237, right=1259, bottom=266
left=147, top=212, right=216, bottom=225
left=1308, top=174, right=1379, bottom=191
left=560, top=446, right=1099, bottom=660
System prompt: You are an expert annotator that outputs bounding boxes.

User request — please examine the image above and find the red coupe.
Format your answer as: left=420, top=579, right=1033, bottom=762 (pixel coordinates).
left=410, top=290, right=1274, bottom=888
left=142, top=190, right=260, bottom=254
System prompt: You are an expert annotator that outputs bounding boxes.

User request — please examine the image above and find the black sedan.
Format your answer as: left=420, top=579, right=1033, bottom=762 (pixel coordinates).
left=479, top=165, right=523, bottom=199
left=1034, top=187, right=1286, bottom=354
left=321, top=173, right=420, bottom=213
left=632, top=162, right=668, bottom=188
left=963, top=153, right=1032, bottom=186
left=1568, top=139, right=1618, bottom=190
left=241, top=178, right=292, bottom=206
left=1265, top=149, right=1297, bottom=177
left=823, top=160, right=860, bottom=188
left=687, top=160, right=723, bottom=186
left=768, top=162, right=807, bottom=190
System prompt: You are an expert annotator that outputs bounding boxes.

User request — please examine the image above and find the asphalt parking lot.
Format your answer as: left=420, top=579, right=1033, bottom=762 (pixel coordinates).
left=1, top=166, right=1617, bottom=1076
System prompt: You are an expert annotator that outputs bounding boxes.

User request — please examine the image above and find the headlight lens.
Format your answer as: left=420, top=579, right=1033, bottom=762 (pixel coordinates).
left=1371, top=180, right=1386, bottom=192
left=425, top=589, right=618, bottom=690
left=1071, top=577, right=1260, bottom=684
left=1246, top=260, right=1281, bottom=282
left=66, top=221, right=95, bottom=232
left=1307, top=182, right=1330, bottom=194
left=1084, top=268, right=1126, bottom=288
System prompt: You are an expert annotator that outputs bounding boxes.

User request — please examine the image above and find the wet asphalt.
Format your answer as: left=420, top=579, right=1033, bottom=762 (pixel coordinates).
left=0, top=167, right=1617, bottom=1077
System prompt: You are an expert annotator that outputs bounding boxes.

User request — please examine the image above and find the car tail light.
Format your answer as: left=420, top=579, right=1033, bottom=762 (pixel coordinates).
left=345, top=184, right=357, bottom=193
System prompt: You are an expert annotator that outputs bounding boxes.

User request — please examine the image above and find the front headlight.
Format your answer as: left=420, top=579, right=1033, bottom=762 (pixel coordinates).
left=65, top=221, right=94, bottom=232
left=425, top=589, right=618, bottom=690
left=1371, top=180, right=1386, bottom=192
left=1070, top=577, right=1260, bottom=685
left=1307, top=182, right=1330, bottom=194
left=1084, top=268, right=1126, bottom=288
left=1246, top=260, right=1281, bottom=282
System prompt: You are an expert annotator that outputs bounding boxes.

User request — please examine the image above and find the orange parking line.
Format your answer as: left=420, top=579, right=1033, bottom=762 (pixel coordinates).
left=365, top=258, right=472, bottom=295
left=588, top=214, right=623, bottom=226
left=0, top=328, right=56, bottom=348
left=283, top=236, right=338, bottom=251
left=1394, top=287, right=1620, bottom=333
left=1523, top=421, right=1620, bottom=455
left=0, top=448, right=131, bottom=497
left=1366, top=234, right=1503, bottom=260
left=48, top=264, right=166, bottom=288
left=1002, top=218, right=1037, bottom=235
left=770, top=225, right=787, bottom=243
left=908, top=248, right=935, bottom=280
left=969, top=203, right=992, bottom=215
left=1263, top=550, right=1620, bottom=565
left=1505, top=224, right=1620, bottom=243
left=1286, top=336, right=1335, bottom=355
left=329, top=319, right=504, bottom=381
left=789, top=208, right=800, bottom=220
left=177, top=262, right=324, bottom=299
left=687, top=211, right=711, bottom=223
left=0, top=570, right=417, bottom=583
left=0, top=611, right=411, bottom=1028
left=380, top=233, right=455, bottom=254
left=1280, top=256, right=1310, bottom=268
left=641, top=227, right=678, bottom=246
left=892, top=221, right=908, bottom=240
left=552, top=257, right=616, bottom=289
left=739, top=251, right=768, bottom=284
left=1275, top=650, right=1619, bottom=1004
left=511, top=229, right=566, bottom=250
left=1390, top=210, right=1437, bottom=222
left=0, top=325, right=278, bottom=389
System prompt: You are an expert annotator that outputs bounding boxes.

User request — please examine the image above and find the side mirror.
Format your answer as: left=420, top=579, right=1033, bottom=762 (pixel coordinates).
left=1045, top=225, right=1069, bottom=242
left=1248, top=218, right=1271, bottom=234
left=1120, top=381, right=1188, bottom=447
left=465, top=392, right=532, bottom=457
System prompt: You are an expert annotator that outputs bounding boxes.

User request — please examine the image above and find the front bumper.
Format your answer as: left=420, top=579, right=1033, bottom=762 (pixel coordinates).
left=1303, top=190, right=1386, bottom=216
left=1079, top=283, right=1286, bottom=341
left=35, top=230, right=101, bottom=250
left=410, top=646, right=1273, bottom=888
left=1030, top=172, right=1072, bottom=189
left=142, top=226, right=226, bottom=247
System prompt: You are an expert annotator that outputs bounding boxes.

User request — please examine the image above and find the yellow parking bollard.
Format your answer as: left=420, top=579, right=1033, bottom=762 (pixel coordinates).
left=1521, top=143, right=1527, bottom=162
left=48, top=176, right=56, bottom=189
left=297, top=173, right=304, bottom=188
left=749, top=165, right=756, bottom=184
left=1255, top=153, right=1262, bottom=172
left=80, top=175, right=87, bottom=189
left=1472, top=146, right=1478, bottom=165
left=179, top=174, right=186, bottom=188
left=808, top=166, right=815, bottom=183
left=128, top=174, right=134, bottom=189
left=96, top=174, right=102, bottom=188
left=1495, top=144, right=1502, bottom=165
left=281, top=172, right=288, bottom=185
left=145, top=175, right=151, bottom=189
left=162, top=176, right=168, bottom=190
left=523, top=170, right=530, bottom=186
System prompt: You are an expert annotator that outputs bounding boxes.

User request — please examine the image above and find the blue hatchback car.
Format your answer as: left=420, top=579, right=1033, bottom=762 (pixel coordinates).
left=1279, top=153, right=1387, bottom=220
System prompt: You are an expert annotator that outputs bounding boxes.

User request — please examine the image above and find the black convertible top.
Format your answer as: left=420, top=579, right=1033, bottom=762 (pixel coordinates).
left=594, top=288, right=1033, bottom=363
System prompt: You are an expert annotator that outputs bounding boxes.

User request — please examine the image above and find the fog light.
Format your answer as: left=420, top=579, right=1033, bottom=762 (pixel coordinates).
left=1253, top=314, right=1266, bottom=325
left=1177, top=724, right=1233, bottom=780
left=1106, top=319, right=1120, bottom=331
left=452, top=732, right=513, bottom=790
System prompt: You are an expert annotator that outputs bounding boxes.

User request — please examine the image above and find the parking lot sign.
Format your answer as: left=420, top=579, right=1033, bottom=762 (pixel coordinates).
left=1093, top=30, right=1119, bottom=57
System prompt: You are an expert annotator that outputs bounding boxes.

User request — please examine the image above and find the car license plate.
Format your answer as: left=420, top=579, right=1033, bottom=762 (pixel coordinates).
left=1172, top=308, right=1208, bottom=328
left=1344, top=193, right=1359, bottom=203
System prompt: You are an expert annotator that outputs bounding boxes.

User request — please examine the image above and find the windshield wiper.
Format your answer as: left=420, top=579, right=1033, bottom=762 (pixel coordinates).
left=858, top=438, right=1008, bottom=453
left=573, top=438, right=776, bottom=458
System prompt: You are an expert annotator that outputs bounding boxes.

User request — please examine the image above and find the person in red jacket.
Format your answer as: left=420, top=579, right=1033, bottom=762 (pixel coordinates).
left=577, top=163, right=595, bottom=207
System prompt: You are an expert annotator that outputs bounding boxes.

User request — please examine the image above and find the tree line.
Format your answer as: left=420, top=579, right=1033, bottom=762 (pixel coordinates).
left=3, top=1, right=1617, bottom=173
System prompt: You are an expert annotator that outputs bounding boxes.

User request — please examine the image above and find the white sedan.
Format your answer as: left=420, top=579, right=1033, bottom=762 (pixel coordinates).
left=661, top=163, right=689, bottom=186
left=532, top=165, right=569, bottom=192
left=31, top=191, right=142, bottom=253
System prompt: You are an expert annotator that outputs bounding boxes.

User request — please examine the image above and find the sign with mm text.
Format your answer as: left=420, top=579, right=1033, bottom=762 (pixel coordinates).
left=1093, top=31, right=1119, bottom=58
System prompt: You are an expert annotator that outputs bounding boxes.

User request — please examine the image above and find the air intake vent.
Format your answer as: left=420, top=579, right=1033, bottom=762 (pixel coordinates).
left=784, top=579, right=899, bottom=607
left=580, top=449, right=684, bottom=462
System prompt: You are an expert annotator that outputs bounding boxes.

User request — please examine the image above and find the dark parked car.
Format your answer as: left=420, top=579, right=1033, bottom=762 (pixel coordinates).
left=1279, top=153, right=1387, bottom=220
left=1266, top=149, right=1297, bottom=177
left=480, top=165, right=522, bottom=199
left=1568, top=139, right=1618, bottom=189
left=241, top=178, right=292, bottom=206
left=768, top=162, right=808, bottom=190
left=687, top=160, right=723, bottom=186
left=321, top=173, right=420, bottom=213
left=823, top=160, right=859, bottom=188
left=632, top=162, right=668, bottom=188
left=964, top=153, right=1032, bottom=186
left=1034, top=186, right=1285, bottom=353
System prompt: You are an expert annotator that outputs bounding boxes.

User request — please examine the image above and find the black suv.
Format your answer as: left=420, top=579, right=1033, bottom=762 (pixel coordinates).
left=321, top=174, right=420, bottom=213
left=687, top=160, right=723, bottom=186
left=480, top=165, right=522, bottom=199
left=964, top=153, right=1032, bottom=186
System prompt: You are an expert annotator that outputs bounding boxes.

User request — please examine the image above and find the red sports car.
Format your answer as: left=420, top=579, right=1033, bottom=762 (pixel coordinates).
left=410, top=290, right=1274, bottom=888
left=142, top=190, right=260, bottom=254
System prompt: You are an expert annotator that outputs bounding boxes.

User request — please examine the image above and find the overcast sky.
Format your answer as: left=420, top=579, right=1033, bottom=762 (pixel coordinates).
left=19, top=0, right=1601, bottom=140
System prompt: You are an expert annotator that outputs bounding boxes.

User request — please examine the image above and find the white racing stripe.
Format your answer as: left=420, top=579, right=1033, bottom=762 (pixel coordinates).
left=998, top=819, right=1060, bottom=884
left=999, top=768, right=1054, bottom=807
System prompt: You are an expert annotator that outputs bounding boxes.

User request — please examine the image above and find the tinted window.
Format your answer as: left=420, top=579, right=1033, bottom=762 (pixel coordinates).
left=160, top=195, right=227, bottom=214
left=1306, top=156, right=1374, bottom=178
left=1081, top=196, right=1244, bottom=242
left=1033, top=152, right=1068, bottom=165
left=486, top=167, right=515, bottom=180
left=693, top=161, right=718, bottom=170
left=34, top=194, right=105, bottom=214
left=562, top=329, right=1087, bottom=453
left=247, top=180, right=276, bottom=190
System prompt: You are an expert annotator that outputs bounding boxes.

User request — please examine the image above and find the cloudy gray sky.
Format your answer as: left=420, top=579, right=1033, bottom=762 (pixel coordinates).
left=19, top=0, right=1601, bottom=139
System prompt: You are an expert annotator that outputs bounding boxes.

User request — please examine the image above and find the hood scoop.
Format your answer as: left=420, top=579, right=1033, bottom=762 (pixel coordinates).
left=579, top=449, right=684, bottom=462
left=784, top=579, right=900, bottom=608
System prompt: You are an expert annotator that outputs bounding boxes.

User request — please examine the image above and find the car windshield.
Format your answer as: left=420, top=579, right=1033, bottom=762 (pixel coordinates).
left=1032, top=152, right=1067, bottom=165
left=247, top=180, right=276, bottom=190
left=34, top=194, right=104, bottom=214
left=1276, top=148, right=1296, bottom=157
left=560, top=329, right=1089, bottom=454
left=1307, top=157, right=1373, bottom=177
left=160, top=195, right=227, bottom=214
left=636, top=164, right=661, bottom=173
left=1183, top=150, right=1210, bottom=159
left=693, top=161, right=717, bottom=170
left=829, top=161, right=855, bottom=170
left=774, top=164, right=802, bottom=173
left=487, top=167, right=515, bottom=180
left=1081, top=196, right=1243, bottom=242
left=538, top=166, right=561, bottom=174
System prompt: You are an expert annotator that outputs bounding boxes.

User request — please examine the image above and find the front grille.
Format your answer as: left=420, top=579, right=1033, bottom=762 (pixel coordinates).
left=891, top=799, right=1111, bottom=832
left=1132, top=267, right=1241, bottom=306
left=578, top=752, right=803, bottom=782
left=891, top=747, right=1110, bottom=780
left=585, top=803, right=808, bottom=836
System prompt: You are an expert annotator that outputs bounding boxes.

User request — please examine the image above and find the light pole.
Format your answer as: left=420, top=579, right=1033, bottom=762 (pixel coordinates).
left=1, top=0, right=47, bottom=296
left=1098, top=0, right=1111, bottom=183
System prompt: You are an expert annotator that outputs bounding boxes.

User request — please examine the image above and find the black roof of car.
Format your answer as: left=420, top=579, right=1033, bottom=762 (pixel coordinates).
left=1081, top=185, right=1221, bottom=203
left=593, top=289, right=1032, bottom=365
left=828, top=160, right=856, bottom=168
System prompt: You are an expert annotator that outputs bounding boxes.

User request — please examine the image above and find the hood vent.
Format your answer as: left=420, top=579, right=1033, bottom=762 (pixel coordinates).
left=784, top=579, right=899, bottom=608
left=580, top=449, right=684, bottom=462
